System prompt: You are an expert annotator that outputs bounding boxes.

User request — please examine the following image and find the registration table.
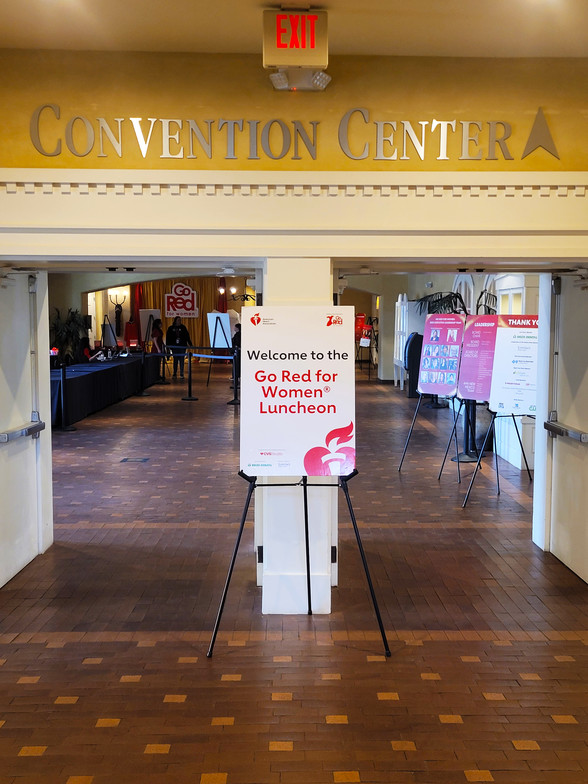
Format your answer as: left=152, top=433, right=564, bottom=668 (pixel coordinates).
left=50, top=355, right=161, bottom=428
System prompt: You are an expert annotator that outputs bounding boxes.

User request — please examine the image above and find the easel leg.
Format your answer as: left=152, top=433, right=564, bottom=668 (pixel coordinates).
left=453, top=399, right=462, bottom=484
left=398, top=394, right=422, bottom=472
left=494, top=419, right=501, bottom=496
left=462, top=413, right=496, bottom=508
left=207, top=473, right=257, bottom=658
left=340, top=472, right=391, bottom=657
left=302, top=476, right=312, bottom=615
left=511, top=414, right=533, bottom=482
left=438, top=398, right=462, bottom=483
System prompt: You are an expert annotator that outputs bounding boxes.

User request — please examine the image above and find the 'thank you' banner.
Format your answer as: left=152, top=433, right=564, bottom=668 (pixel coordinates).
left=240, top=306, right=356, bottom=477
left=489, top=315, right=539, bottom=415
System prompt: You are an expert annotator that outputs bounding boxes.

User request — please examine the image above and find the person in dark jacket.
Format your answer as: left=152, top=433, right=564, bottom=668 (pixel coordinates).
left=166, top=316, right=192, bottom=378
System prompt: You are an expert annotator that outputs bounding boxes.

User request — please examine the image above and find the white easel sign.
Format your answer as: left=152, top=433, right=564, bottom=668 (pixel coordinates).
left=489, top=315, right=539, bottom=415
left=240, top=306, right=356, bottom=477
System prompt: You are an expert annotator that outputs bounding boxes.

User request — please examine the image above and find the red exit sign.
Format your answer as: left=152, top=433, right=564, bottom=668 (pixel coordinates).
left=263, top=10, right=328, bottom=69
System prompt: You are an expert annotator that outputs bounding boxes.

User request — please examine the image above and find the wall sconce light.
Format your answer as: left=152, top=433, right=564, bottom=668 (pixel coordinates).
left=218, top=286, right=225, bottom=295
left=231, top=293, right=255, bottom=302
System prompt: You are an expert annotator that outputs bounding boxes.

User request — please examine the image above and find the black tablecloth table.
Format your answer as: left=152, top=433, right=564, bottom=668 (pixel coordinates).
left=50, top=355, right=161, bottom=427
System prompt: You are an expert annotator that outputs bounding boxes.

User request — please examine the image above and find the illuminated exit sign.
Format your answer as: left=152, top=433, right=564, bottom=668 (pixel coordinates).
left=263, top=10, right=328, bottom=69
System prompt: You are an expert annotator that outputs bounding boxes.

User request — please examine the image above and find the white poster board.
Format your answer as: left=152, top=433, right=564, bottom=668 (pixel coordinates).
left=139, top=309, right=161, bottom=343
left=207, top=312, right=232, bottom=349
left=240, top=306, right=356, bottom=476
left=489, top=315, right=538, bottom=415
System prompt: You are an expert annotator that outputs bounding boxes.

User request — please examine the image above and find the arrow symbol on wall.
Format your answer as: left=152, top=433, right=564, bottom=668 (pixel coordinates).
left=522, top=107, right=559, bottom=160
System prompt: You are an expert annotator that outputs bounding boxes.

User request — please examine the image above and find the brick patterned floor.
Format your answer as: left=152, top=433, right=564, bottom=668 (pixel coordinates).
left=2, top=364, right=588, bottom=783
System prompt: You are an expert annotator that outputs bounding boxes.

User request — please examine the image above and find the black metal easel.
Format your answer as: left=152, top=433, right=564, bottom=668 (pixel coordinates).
left=207, top=315, right=232, bottom=387
left=462, top=412, right=533, bottom=507
left=398, top=393, right=473, bottom=476
left=437, top=398, right=483, bottom=482
left=207, top=469, right=391, bottom=658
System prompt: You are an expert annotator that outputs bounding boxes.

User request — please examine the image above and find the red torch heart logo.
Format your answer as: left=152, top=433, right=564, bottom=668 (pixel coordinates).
left=303, top=422, right=356, bottom=476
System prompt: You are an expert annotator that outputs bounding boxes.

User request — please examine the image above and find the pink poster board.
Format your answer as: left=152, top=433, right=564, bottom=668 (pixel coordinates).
left=417, top=313, right=465, bottom=397
left=457, top=315, right=499, bottom=401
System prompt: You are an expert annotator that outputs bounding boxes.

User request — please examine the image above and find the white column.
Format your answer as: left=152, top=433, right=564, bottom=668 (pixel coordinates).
left=255, top=257, right=337, bottom=614
left=531, top=273, right=553, bottom=550
left=262, top=257, right=334, bottom=307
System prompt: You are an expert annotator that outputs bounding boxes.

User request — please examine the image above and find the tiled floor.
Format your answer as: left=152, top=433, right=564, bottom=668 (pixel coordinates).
left=2, top=364, right=588, bottom=783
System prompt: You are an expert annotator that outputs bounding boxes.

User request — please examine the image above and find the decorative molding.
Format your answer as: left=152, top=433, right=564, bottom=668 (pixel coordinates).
left=1, top=179, right=586, bottom=200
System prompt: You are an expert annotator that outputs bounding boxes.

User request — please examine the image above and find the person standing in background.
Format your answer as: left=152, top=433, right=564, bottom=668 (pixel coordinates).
left=166, top=316, right=192, bottom=378
left=151, top=318, right=165, bottom=380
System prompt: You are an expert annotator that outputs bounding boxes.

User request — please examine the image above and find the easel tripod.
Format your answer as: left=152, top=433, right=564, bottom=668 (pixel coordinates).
left=207, top=469, right=391, bottom=658
left=207, top=314, right=232, bottom=387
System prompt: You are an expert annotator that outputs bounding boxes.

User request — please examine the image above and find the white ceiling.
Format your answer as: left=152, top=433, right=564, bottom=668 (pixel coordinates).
left=1, top=0, right=587, bottom=58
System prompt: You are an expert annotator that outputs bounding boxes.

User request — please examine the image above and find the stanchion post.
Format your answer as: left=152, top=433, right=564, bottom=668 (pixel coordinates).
left=227, top=350, right=240, bottom=406
left=59, top=364, right=76, bottom=432
left=136, top=349, right=150, bottom=397
left=181, top=349, right=198, bottom=402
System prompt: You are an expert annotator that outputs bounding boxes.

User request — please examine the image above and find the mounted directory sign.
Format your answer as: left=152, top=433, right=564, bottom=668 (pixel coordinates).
left=458, top=315, right=499, bottom=401
left=240, top=306, right=355, bottom=477
left=489, top=315, right=539, bottom=415
left=417, top=314, right=465, bottom=398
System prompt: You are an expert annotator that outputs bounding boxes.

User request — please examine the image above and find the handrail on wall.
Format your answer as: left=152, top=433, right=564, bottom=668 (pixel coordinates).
left=544, top=419, right=588, bottom=443
left=0, top=416, right=45, bottom=444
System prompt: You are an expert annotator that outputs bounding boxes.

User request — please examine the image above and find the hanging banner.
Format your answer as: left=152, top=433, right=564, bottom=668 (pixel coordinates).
left=458, top=315, right=499, bottom=401
left=417, top=313, right=465, bottom=397
left=165, top=282, right=199, bottom=318
left=489, top=315, right=539, bottom=415
left=240, top=306, right=355, bottom=477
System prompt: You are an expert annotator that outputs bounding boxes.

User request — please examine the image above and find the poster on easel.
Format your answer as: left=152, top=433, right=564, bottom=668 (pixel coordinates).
left=417, top=313, right=465, bottom=398
left=359, top=324, right=372, bottom=347
left=139, top=309, right=160, bottom=344
left=207, top=312, right=232, bottom=349
left=458, top=315, right=499, bottom=401
left=489, top=315, right=539, bottom=415
left=240, top=306, right=355, bottom=477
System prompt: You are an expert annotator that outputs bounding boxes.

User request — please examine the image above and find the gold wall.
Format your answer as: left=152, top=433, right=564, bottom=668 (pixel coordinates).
left=1, top=50, right=587, bottom=171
